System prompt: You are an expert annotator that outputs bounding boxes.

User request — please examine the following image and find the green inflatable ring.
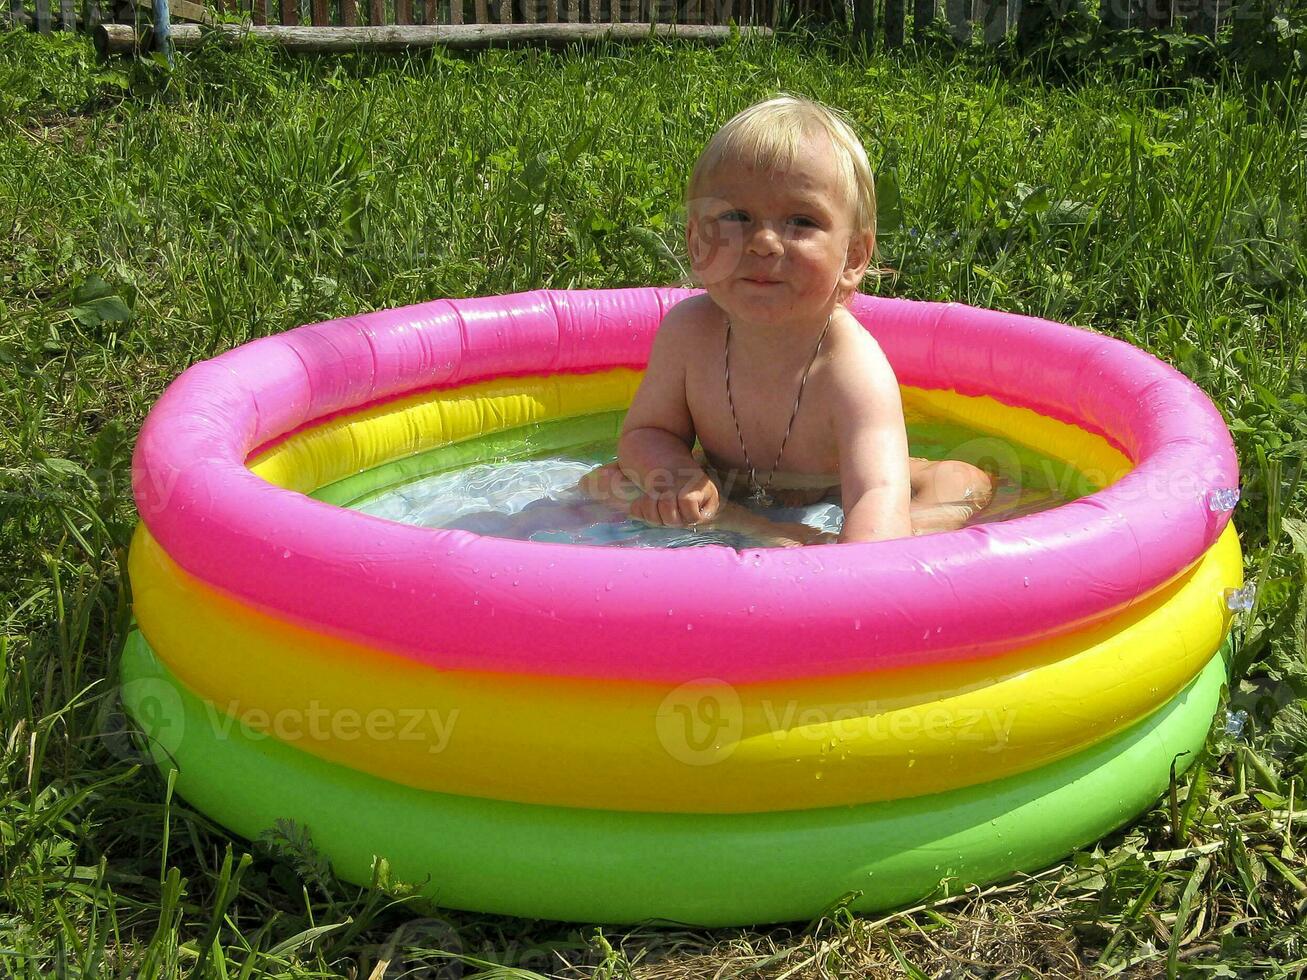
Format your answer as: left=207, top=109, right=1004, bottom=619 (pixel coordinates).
left=120, top=630, right=1226, bottom=926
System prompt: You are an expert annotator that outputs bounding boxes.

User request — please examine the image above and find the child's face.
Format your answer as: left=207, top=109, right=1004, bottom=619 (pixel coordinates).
left=685, top=132, right=872, bottom=329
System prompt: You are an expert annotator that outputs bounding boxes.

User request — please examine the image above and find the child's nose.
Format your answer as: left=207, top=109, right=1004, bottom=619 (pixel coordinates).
left=747, top=224, right=783, bottom=255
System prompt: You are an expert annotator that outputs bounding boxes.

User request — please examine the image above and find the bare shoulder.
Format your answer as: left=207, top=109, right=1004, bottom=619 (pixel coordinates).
left=822, top=309, right=901, bottom=414
left=656, top=294, right=723, bottom=351
left=622, top=295, right=721, bottom=443
left=637, top=295, right=719, bottom=373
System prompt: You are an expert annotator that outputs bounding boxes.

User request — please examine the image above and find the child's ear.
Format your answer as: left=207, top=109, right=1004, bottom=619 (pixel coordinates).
left=682, top=219, right=705, bottom=287
left=839, top=231, right=875, bottom=293
left=685, top=215, right=704, bottom=269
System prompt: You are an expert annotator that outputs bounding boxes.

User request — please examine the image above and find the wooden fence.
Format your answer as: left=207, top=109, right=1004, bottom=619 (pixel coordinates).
left=9, top=0, right=796, bottom=29
left=1, top=0, right=1235, bottom=47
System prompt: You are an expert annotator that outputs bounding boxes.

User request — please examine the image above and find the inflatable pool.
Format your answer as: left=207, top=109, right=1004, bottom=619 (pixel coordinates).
left=124, top=287, right=1242, bottom=926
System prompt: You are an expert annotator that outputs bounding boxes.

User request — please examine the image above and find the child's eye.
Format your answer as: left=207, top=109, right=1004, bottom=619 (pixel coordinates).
left=789, top=216, right=819, bottom=228
left=720, top=210, right=749, bottom=222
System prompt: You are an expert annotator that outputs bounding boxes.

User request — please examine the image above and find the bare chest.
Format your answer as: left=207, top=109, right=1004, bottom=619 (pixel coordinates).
left=684, top=345, right=840, bottom=476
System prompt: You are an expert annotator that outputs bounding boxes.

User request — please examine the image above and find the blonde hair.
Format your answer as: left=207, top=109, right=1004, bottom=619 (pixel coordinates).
left=685, top=94, right=878, bottom=248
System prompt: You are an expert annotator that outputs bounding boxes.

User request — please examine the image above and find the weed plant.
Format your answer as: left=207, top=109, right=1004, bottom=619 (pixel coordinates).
left=0, top=22, right=1304, bottom=978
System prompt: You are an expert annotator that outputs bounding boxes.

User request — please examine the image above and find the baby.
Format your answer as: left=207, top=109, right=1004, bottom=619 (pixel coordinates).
left=578, top=95, right=992, bottom=546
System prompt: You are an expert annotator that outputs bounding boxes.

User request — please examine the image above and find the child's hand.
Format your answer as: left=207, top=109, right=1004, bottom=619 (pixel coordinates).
left=629, top=470, right=721, bottom=528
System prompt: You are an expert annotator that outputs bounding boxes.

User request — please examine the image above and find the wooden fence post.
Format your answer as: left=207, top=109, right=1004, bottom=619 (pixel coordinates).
left=1098, top=0, right=1128, bottom=29
left=911, top=0, right=933, bottom=39
left=974, top=0, right=1005, bottom=41
left=1138, top=0, right=1168, bottom=30
left=884, top=0, right=904, bottom=44
left=1184, top=0, right=1216, bottom=36
left=851, top=0, right=875, bottom=49
left=945, top=0, right=969, bottom=41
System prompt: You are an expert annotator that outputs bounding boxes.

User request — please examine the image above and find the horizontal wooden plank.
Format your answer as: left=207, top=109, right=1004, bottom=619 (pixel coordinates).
left=96, top=20, right=770, bottom=52
left=132, top=0, right=215, bottom=23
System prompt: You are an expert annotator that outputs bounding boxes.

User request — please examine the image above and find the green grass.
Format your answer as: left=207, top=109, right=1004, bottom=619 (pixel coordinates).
left=1, top=22, right=1305, bottom=978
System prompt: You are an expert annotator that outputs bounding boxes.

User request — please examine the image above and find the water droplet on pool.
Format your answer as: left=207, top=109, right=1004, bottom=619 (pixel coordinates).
left=1023, top=577, right=1030, bottom=587
left=685, top=623, right=693, bottom=631
left=282, top=549, right=291, bottom=558
left=908, top=758, right=916, bottom=767
left=605, top=582, right=613, bottom=591
left=854, top=619, right=861, bottom=630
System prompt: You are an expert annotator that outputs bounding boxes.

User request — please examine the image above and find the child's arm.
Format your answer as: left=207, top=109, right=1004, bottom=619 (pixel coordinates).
left=617, top=301, right=721, bottom=527
left=829, top=334, right=914, bottom=544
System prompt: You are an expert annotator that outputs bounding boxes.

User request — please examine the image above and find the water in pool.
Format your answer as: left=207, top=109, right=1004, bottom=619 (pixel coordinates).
left=348, top=411, right=1091, bottom=549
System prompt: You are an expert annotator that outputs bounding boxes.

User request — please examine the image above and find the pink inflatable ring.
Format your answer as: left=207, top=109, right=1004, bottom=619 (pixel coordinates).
left=133, top=287, right=1239, bottom=685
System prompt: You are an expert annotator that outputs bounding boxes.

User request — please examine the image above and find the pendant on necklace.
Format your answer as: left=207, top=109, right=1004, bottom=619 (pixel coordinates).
left=748, top=484, right=774, bottom=508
